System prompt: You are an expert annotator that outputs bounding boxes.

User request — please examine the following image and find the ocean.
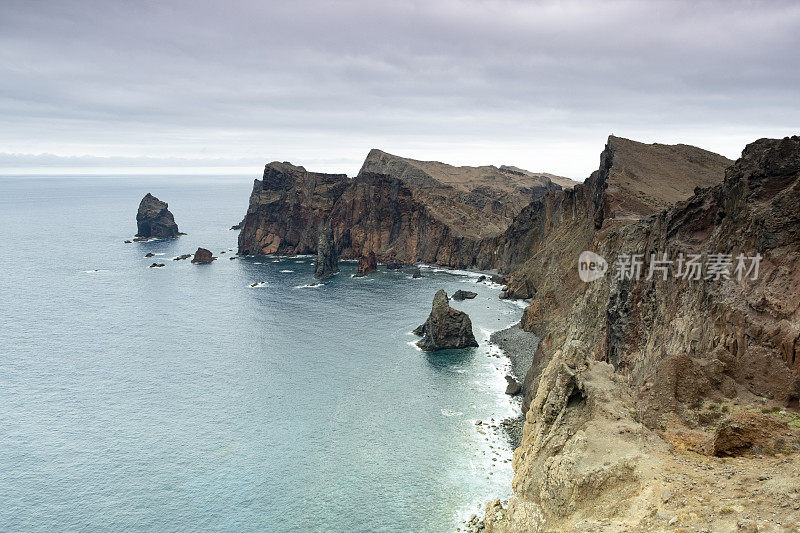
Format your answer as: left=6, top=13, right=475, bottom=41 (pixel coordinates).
left=0, top=174, right=524, bottom=532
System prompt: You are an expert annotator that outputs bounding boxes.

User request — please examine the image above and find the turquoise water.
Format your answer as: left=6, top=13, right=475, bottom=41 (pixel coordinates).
left=0, top=175, right=523, bottom=532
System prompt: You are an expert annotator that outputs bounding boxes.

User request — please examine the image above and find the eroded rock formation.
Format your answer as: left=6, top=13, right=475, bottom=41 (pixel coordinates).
left=413, top=290, right=479, bottom=351
left=314, top=221, right=339, bottom=279
left=236, top=150, right=573, bottom=268
left=191, top=247, right=215, bottom=264
left=354, top=251, right=377, bottom=277
left=482, top=138, right=800, bottom=532
left=136, top=193, right=180, bottom=238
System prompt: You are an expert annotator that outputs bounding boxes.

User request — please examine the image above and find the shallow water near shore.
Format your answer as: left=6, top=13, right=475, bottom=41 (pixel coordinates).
left=0, top=175, right=524, bottom=532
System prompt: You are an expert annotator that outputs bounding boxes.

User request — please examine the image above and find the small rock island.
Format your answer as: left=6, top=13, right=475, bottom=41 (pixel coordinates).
left=413, top=289, right=479, bottom=351
left=191, top=248, right=215, bottom=264
left=136, top=193, right=181, bottom=239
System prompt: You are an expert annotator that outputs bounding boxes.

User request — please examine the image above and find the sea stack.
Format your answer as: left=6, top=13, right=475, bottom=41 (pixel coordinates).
left=191, top=247, right=215, bottom=264
left=354, top=251, right=377, bottom=277
left=413, top=290, right=479, bottom=351
left=314, top=221, right=339, bottom=279
left=136, top=193, right=180, bottom=239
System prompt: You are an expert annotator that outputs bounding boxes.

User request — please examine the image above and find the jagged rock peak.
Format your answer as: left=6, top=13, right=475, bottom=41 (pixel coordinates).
left=136, top=193, right=180, bottom=238
left=413, top=289, right=479, bottom=351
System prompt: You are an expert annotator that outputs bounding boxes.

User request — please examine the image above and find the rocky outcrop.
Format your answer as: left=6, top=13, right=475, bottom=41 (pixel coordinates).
left=413, top=290, right=479, bottom=351
left=237, top=150, right=571, bottom=268
left=314, top=221, right=339, bottom=279
left=483, top=137, right=800, bottom=532
left=354, top=251, right=377, bottom=277
left=191, top=247, right=215, bottom=264
left=452, top=289, right=477, bottom=300
left=136, top=193, right=180, bottom=238
left=237, top=162, right=349, bottom=256
left=504, top=375, right=522, bottom=395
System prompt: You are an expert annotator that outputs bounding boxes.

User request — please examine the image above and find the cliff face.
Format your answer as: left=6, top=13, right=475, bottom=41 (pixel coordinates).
left=494, top=136, right=733, bottom=274
left=237, top=162, right=349, bottom=256
left=238, top=151, right=570, bottom=268
left=483, top=137, right=800, bottom=532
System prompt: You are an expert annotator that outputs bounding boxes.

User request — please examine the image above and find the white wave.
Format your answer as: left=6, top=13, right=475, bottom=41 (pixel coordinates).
left=294, top=282, right=324, bottom=289
left=82, top=269, right=106, bottom=273
left=253, top=262, right=262, bottom=265
left=280, top=269, right=294, bottom=273
left=440, top=409, right=463, bottom=417
left=249, top=282, right=268, bottom=288
left=406, top=340, right=423, bottom=351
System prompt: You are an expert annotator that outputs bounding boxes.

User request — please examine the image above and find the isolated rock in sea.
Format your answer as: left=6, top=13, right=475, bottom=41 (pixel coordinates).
left=355, top=251, right=377, bottom=277
left=145, top=252, right=155, bottom=258
left=191, top=248, right=215, bottom=264
left=414, top=290, right=479, bottom=351
left=452, top=289, right=477, bottom=301
left=136, top=193, right=180, bottom=238
left=504, top=375, right=522, bottom=395
left=412, top=267, right=423, bottom=278
left=149, top=263, right=165, bottom=268
left=314, top=221, right=339, bottom=279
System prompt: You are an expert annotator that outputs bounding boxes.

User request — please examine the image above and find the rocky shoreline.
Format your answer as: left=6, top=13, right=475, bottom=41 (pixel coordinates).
left=488, top=324, right=540, bottom=450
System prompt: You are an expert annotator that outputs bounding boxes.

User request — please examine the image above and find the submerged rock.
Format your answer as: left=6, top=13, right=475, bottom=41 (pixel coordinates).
left=413, top=290, right=478, bottom=351
left=355, top=251, right=377, bottom=277
left=136, top=193, right=180, bottom=238
left=452, top=289, right=478, bottom=301
left=173, top=254, right=191, bottom=261
left=412, top=267, right=423, bottom=279
left=145, top=252, right=155, bottom=258
left=191, top=248, right=215, bottom=264
left=149, top=263, right=165, bottom=268
left=314, top=221, right=339, bottom=279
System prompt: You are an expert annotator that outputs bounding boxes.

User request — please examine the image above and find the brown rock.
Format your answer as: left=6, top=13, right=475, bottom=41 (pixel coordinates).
left=413, top=290, right=479, bottom=351
left=711, top=412, right=790, bottom=457
left=354, top=251, right=377, bottom=277
left=136, top=193, right=180, bottom=238
left=191, top=248, right=215, bottom=264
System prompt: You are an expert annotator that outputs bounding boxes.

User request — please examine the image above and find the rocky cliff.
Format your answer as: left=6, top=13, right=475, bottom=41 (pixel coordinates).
left=482, top=138, right=800, bottom=532
left=237, top=151, right=573, bottom=268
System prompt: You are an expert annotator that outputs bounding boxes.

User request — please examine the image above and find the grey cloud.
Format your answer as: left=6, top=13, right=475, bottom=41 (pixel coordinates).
left=0, top=0, right=798, bottom=178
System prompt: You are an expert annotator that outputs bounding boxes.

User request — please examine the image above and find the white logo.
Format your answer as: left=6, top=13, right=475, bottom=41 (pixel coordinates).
left=578, top=251, right=608, bottom=282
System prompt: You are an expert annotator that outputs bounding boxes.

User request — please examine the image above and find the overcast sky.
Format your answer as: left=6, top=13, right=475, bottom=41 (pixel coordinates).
left=1, top=0, right=798, bottom=178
